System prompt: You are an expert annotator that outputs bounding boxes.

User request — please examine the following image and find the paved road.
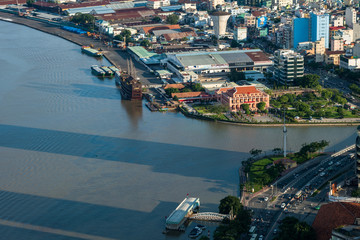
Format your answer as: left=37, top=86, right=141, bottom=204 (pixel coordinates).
left=245, top=147, right=356, bottom=239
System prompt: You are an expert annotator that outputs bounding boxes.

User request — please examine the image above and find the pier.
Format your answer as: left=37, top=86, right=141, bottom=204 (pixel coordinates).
left=166, top=197, right=200, bottom=231
left=188, top=212, right=230, bottom=222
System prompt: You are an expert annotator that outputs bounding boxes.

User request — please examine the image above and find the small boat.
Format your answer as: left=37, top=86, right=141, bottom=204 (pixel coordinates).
left=91, top=65, right=105, bottom=77
left=188, top=227, right=202, bottom=238
left=100, top=66, right=113, bottom=76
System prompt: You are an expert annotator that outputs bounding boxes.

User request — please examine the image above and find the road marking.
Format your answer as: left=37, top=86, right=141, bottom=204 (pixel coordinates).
left=0, top=219, right=118, bottom=240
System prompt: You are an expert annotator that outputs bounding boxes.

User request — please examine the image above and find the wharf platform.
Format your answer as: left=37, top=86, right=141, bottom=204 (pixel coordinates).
left=166, top=197, right=200, bottom=231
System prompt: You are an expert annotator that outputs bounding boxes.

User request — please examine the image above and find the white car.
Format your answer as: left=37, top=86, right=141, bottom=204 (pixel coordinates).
left=264, top=197, right=269, bottom=202
left=281, top=203, right=286, bottom=208
left=319, top=172, right=325, bottom=177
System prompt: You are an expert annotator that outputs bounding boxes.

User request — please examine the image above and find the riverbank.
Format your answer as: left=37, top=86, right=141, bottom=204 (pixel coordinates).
left=2, top=11, right=360, bottom=127
left=0, top=10, right=160, bottom=86
left=179, top=105, right=360, bottom=127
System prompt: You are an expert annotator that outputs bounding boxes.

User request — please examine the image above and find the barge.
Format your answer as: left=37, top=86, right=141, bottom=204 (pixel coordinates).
left=81, top=46, right=103, bottom=57
left=91, top=65, right=105, bottom=77
left=100, top=66, right=113, bottom=76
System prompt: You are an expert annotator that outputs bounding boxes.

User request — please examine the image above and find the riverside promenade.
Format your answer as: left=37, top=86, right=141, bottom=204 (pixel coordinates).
left=0, top=11, right=162, bottom=87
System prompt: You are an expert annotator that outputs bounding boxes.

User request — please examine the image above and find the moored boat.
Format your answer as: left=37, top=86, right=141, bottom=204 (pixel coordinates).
left=109, top=66, right=120, bottom=74
left=81, top=46, right=103, bottom=57
left=115, top=71, right=142, bottom=100
left=100, top=66, right=113, bottom=76
left=91, top=65, right=105, bottom=77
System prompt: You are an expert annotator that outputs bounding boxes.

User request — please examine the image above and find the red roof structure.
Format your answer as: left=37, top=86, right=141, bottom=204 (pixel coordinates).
left=163, top=83, right=185, bottom=89
left=0, top=0, right=26, bottom=5
left=312, top=202, right=360, bottom=240
left=99, top=7, right=156, bottom=21
left=142, top=24, right=180, bottom=34
left=329, top=26, right=346, bottom=31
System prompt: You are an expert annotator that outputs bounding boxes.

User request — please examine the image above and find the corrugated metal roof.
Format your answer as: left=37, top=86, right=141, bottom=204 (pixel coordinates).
left=128, top=46, right=157, bottom=58
left=107, top=1, right=146, bottom=10
left=65, top=5, right=115, bottom=15
left=172, top=49, right=270, bottom=67
left=166, top=198, right=200, bottom=225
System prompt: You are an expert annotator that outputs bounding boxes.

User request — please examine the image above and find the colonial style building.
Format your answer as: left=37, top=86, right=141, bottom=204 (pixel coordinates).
left=215, top=86, right=269, bottom=112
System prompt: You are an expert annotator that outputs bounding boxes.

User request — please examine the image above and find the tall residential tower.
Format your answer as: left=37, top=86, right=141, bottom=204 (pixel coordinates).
left=311, top=12, right=330, bottom=49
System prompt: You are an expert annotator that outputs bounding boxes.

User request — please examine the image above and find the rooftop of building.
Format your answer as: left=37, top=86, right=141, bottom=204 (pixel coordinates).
left=171, top=91, right=210, bottom=98
left=170, top=49, right=271, bottom=68
left=326, top=50, right=345, bottom=55
left=163, top=83, right=185, bottom=89
left=333, top=225, right=360, bottom=238
left=312, top=202, right=360, bottom=240
left=142, top=24, right=180, bottom=34
left=128, top=46, right=157, bottom=59
left=216, top=86, right=264, bottom=96
left=330, top=26, right=346, bottom=31
left=166, top=197, right=199, bottom=225
left=210, top=11, right=231, bottom=16
left=98, top=7, right=156, bottom=21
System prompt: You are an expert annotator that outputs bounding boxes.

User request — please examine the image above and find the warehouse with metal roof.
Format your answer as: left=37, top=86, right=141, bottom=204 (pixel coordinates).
left=65, top=5, right=115, bottom=15
left=163, top=49, right=273, bottom=77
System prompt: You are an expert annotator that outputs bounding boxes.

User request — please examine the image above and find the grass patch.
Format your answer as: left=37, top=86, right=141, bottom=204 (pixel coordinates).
left=247, top=156, right=285, bottom=193
left=271, top=196, right=277, bottom=202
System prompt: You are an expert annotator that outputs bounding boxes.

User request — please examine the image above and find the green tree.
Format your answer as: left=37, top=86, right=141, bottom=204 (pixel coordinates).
left=173, top=95, right=179, bottom=101
left=272, top=147, right=282, bottom=155
left=228, top=69, right=245, bottom=82
left=26, top=0, right=35, bottom=5
left=242, top=103, right=250, bottom=112
left=257, top=101, right=266, bottom=111
left=152, top=16, right=162, bottom=23
left=295, top=74, right=320, bottom=88
left=250, top=148, right=262, bottom=158
left=140, top=39, right=151, bottom=47
left=165, top=88, right=180, bottom=96
left=337, top=107, right=345, bottom=118
left=276, top=217, right=316, bottom=240
left=166, top=14, right=179, bottom=24
left=218, top=196, right=242, bottom=215
left=71, top=13, right=95, bottom=30
left=279, top=95, right=289, bottom=104
left=333, top=95, right=347, bottom=105
left=230, top=40, right=239, bottom=48
left=114, top=29, right=132, bottom=43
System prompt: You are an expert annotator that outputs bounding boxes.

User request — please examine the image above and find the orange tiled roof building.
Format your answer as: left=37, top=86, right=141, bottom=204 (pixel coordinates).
left=215, top=86, right=269, bottom=111
left=312, top=202, right=360, bottom=240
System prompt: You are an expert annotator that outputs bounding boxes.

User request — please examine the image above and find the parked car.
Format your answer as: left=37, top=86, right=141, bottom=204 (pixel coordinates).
left=281, top=203, right=286, bottom=208
left=264, top=197, right=269, bottom=202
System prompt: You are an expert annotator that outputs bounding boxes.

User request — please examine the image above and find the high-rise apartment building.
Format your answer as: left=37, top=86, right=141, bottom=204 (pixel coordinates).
left=210, top=11, right=231, bottom=37
left=274, top=49, right=304, bottom=85
left=315, top=37, right=326, bottom=62
left=293, top=18, right=310, bottom=49
left=311, top=12, right=330, bottom=49
left=234, top=26, right=247, bottom=41
left=345, top=7, right=356, bottom=28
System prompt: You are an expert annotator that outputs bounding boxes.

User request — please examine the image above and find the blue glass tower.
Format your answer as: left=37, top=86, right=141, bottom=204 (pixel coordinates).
left=311, top=12, right=329, bottom=49
left=293, top=18, right=310, bottom=49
